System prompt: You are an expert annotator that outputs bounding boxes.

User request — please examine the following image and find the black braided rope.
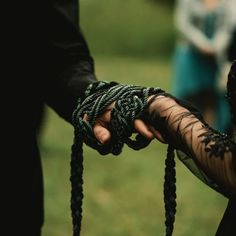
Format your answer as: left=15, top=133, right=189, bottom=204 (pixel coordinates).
left=164, top=145, right=176, bottom=236
left=70, top=81, right=176, bottom=235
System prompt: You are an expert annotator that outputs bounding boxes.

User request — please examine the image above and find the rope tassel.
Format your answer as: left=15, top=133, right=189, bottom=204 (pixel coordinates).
left=70, top=81, right=176, bottom=235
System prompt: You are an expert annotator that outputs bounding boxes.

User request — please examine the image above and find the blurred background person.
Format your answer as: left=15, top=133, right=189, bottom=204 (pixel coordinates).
left=171, top=0, right=235, bottom=134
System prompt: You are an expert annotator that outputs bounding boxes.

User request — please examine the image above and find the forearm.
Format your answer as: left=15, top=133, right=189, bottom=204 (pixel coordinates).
left=176, top=110, right=236, bottom=197
left=148, top=96, right=236, bottom=198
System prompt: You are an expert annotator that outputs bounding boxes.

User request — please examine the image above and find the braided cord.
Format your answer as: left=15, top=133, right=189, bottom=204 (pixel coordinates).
left=70, top=81, right=177, bottom=236
left=164, top=145, right=176, bottom=236
left=70, top=133, right=84, bottom=236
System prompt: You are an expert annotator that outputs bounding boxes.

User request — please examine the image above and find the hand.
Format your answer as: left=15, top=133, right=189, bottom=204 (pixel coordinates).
left=92, top=104, right=154, bottom=144
left=89, top=99, right=167, bottom=145
left=199, top=45, right=215, bottom=56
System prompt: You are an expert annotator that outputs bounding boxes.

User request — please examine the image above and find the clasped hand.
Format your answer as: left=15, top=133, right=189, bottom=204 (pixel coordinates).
left=85, top=96, right=178, bottom=146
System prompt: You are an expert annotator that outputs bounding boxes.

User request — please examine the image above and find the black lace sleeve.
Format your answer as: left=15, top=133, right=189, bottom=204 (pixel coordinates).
left=147, top=93, right=236, bottom=199
left=181, top=61, right=236, bottom=198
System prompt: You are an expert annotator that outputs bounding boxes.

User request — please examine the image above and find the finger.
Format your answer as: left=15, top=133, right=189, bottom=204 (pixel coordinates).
left=147, top=94, right=165, bottom=103
left=148, top=126, right=167, bottom=144
left=99, top=102, right=115, bottom=123
left=99, top=109, right=111, bottom=123
left=93, top=123, right=111, bottom=144
left=83, top=113, right=89, bottom=121
left=134, top=119, right=154, bottom=140
left=83, top=102, right=115, bottom=123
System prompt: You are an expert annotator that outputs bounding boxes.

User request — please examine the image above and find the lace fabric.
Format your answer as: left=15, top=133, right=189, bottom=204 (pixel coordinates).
left=147, top=94, right=236, bottom=199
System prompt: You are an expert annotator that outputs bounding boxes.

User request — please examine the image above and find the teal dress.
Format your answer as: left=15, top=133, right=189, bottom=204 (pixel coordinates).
left=172, top=13, right=231, bottom=133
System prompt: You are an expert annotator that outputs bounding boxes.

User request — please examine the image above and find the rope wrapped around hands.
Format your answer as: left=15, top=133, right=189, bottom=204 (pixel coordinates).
left=70, top=79, right=236, bottom=236
left=72, top=81, right=163, bottom=156
left=70, top=81, right=178, bottom=236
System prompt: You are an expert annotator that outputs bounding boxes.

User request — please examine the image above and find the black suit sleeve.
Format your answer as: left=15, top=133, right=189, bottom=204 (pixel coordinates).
left=44, top=0, right=97, bottom=122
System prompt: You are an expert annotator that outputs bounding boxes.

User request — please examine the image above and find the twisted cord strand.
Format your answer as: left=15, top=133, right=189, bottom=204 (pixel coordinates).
left=70, top=81, right=177, bottom=236
left=70, top=135, right=84, bottom=236
left=164, top=145, right=176, bottom=236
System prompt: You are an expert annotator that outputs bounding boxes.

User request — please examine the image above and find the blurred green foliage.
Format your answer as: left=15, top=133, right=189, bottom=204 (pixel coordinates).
left=80, top=0, right=176, bottom=58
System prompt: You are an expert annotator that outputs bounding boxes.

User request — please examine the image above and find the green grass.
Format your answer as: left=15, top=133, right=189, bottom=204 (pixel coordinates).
left=40, top=56, right=227, bottom=236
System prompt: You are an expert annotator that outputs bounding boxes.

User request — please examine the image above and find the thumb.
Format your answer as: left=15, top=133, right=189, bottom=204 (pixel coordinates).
left=93, top=122, right=111, bottom=144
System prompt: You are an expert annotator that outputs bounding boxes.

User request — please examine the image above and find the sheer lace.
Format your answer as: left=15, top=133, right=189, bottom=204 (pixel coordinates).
left=147, top=95, right=236, bottom=199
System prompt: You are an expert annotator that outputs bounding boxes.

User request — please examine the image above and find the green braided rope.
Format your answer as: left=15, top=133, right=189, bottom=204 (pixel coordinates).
left=70, top=81, right=176, bottom=236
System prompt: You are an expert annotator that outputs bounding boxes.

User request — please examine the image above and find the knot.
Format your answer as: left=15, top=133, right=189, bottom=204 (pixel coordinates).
left=110, top=95, right=151, bottom=155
